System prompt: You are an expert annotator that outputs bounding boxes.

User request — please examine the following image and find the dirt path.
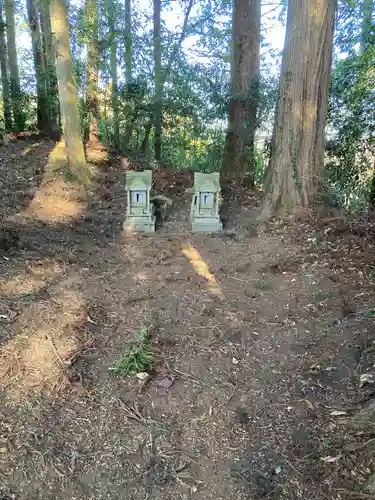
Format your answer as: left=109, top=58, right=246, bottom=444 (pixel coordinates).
left=1, top=140, right=375, bottom=500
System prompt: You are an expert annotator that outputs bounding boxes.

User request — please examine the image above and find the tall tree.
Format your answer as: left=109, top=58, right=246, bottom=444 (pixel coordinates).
left=222, top=0, right=261, bottom=183
left=85, top=0, right=99, bottom=144
left=5, top=0, right=25, bottom=130
left=50, top=0, right=89, bottom=183
left=124, top=0, right=132, bottom=84
left=123, top=0, right=133, bottom=147
left=107, top=0, right=119, bottom=149
left=27, top=0, right=49, bottom=133
left=153, top=0, right=162, bottom=161
left=40, top=0, right=60, bottom=135
left=0, top=0, right=11, bottom=130
left=262, top=0, right=337, bottom=218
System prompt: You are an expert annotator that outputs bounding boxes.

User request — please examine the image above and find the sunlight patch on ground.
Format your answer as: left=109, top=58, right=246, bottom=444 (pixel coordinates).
left=19, top=139, right=88, bottom=222
left=0, top=289, right=84, bottom=402
left=181, top=243, right=223, bottom=297
left=0, top=262, right=63, bottom=297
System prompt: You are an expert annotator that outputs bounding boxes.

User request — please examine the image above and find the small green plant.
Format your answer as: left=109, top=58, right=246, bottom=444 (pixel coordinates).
left=110, top=327, right=153, bottom=377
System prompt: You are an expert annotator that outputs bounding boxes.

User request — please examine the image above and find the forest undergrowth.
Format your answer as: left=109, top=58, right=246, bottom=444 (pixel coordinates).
left=1, top=139, right=375, bottom=500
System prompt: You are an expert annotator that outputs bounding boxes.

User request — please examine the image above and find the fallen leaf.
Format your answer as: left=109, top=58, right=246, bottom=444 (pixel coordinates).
left=360, top=373, right=375, bottom=388
left=320, top=455, right=342, bottom=463
left=157, top=375, right=175, bottom=389
left=86, top=315, right=97, bottom=325
left=304, top=399, right=314, bottom=410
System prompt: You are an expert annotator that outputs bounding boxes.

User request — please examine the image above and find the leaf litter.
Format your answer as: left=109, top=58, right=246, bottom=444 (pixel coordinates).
left=0, top=140, right=375, bottom=499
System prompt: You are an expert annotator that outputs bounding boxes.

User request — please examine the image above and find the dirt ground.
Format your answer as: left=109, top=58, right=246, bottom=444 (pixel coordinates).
left=1, top=139, right=375, bottom=500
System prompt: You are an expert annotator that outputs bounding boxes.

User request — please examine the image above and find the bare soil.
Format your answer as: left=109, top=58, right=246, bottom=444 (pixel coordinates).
left=1, top=139, right=375, bottom=500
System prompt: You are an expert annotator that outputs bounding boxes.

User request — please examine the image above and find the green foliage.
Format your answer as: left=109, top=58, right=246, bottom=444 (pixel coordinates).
left=326, top=39, right=375, bottom=212
left=110, top=327, right=153, bottom=377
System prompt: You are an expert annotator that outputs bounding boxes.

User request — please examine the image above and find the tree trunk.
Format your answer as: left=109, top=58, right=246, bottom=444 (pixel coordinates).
left=261, top=0, right=337, bottom=219
left=361, top=0, right=373, bottom=53
left=107, top=0, right=119, bottom=150
left=153, top=0, right=162, bottom=161
left=222, top=0, right=261, bottom=183
left=40, top=0, right=60, bottom=136
left=50, top=0, right=89, bottom=184
left=0, top=0, right=11, bottom=131
left=123, top=0, right=133, bottom=148
left=141, top=121, right=152, bottom=152
left=27, top=0, right=49, bottom=133
left=85, top=0, right=99, bottom=145
left=124, top=0, right=132, bottom=84
left=161, top=0, right=194, bottom=88
left=5, top=0, right=25, bottom=130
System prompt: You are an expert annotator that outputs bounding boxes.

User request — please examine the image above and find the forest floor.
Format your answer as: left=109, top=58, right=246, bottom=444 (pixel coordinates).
left=1, top=138, right=375, bottom=500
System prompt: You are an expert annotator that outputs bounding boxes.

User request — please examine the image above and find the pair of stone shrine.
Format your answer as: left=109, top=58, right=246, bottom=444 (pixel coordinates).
left=123, top=170, right=222, bottom=233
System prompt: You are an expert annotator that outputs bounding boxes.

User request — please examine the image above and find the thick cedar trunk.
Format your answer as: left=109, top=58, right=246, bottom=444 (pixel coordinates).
left=153, top=0, right=162, bottom=161
left=40, top=0, right=60, bottom=136
left=27, top=0, right=49, bottom=133
left=107, top=1, right=119, bottom=150
left=5, top=0, right=25, bottom=130
left=222, top=0, right=261, bottom=183
left=85, top=0, right=99, bottom=144
left=0, top=0, right=11, bottom=131
left=50, top=0, right=89, bottom=183
left=262, top=0, right=337, bottom=218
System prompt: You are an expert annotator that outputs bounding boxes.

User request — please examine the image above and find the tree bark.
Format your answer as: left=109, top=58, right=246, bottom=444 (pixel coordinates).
left=153, top=0, right=162, bottom=161
left=50, top=0, right=89, bottom=183
left=123, top=0, right=133, bottom=148
left=85, top=0, right=99, bottom=144
left=222, top=0, right=261, bottom=183
left=141, top=121, right=152, bottom=152
left=40, top=0, right=60, bottom=136
left=0, top=0, right=11, bottom=131
left=262, top=0, right=337, bottom=219
left=5, top=0, right=25, bottom=130
left=27, top=0, right=49, bottom=133
left=124, top=0, right=132, bottom=84
left=107, top=0, right=119, bottom=150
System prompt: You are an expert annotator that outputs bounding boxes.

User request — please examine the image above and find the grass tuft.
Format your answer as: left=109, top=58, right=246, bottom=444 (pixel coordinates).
left=110, top=327, right=153, bottom=377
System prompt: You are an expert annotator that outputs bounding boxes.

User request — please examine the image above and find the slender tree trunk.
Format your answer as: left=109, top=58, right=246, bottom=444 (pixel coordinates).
left=261, top=0, right=337, bottom=219
left=50, top=0, right=89, bottom=183
left=123, top=0, right=133, bottom=148
left=27, top=0, right=49, bottom=133
left=0, top=0, right=11, bottom=130
left=153, top=0, right=162, bottom=161
left=40, top=0, right=60, bottom=136
left=107, top=1, right=119, bottom=150
left=142, top=121, right=151, bottom=152
left=124, top=0, right=132, bottom=84
left=361, top=0, right=373, bottom=53
left=222, top=0, right=261, bottom=183
left=5, top=0, right=24, bottom=130
left=161, top=0, right=194, bottom=88
left=85, top=0, right=99, bottom=144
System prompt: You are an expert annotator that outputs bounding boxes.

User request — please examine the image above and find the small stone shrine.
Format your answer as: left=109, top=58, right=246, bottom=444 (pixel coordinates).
left=123, top=170, right=155, bottom=232
left=190, top=172, right=222, bottom=232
